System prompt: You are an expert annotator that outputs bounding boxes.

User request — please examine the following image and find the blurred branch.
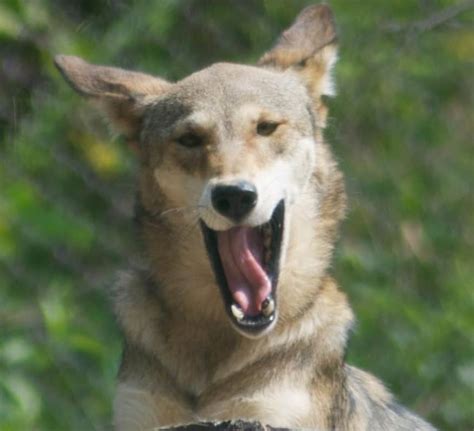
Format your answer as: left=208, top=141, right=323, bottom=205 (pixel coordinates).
left=159, top=421, right=293, bottom=431
left=382, top=0, right=474, bottom=33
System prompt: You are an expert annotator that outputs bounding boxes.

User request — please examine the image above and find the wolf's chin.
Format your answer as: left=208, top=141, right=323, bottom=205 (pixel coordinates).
left=200, top=200, right=285, bottom=337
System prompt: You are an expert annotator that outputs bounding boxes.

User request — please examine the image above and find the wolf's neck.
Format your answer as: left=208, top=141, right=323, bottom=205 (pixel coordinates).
left=114, top=268, right=353, bottom=395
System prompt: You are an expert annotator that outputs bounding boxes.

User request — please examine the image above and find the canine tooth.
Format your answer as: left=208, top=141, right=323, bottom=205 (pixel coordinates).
left=231, top=304, right=244, bottom=321
left=261, top=297, right=275, bottom=317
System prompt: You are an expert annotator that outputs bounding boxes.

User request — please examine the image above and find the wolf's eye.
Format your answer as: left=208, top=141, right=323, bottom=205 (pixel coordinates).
left=176, top=132, right=203, bottom=148
left=256, top=121, right=279, bottom=136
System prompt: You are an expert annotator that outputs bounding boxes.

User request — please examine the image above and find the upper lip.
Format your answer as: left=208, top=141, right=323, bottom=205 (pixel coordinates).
left=200, top=200, right=285, bottom=336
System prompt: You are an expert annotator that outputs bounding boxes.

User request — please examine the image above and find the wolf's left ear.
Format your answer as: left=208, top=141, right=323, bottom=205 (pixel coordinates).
left=54, top=55, right=171, bottom=147
left=259, top=4, right=338, bottom=114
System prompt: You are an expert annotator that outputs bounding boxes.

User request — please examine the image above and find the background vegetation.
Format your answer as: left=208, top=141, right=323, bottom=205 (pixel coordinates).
left=0, top=1, right=473, bottom=430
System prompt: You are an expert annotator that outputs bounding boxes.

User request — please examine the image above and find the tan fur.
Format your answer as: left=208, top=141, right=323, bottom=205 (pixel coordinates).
left=56, top=4, right=435, bottom=431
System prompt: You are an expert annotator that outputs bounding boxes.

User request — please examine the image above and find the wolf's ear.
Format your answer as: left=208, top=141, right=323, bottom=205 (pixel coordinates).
left=54, top=55, right=170, bottom=144
left=259, top=4, right=338, bottom=108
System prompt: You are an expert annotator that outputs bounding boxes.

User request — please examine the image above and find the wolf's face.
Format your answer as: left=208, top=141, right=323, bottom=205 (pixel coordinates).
left=140, top=64, right=321, bottom=336
left=55, top=4, right=339, bottom=338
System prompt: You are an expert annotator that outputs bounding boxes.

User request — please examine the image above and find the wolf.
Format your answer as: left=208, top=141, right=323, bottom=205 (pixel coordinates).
left=55, top=4, right=436, bottom=431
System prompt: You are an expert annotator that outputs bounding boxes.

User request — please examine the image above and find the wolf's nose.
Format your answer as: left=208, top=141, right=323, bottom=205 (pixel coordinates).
left=212, top=182, right=258, bottom=222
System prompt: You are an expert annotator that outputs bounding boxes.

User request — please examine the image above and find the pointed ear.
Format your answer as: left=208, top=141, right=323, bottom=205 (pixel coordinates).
left=54, top=55, right=171, bottom=145
left=259, top=4, right=338, bottom=118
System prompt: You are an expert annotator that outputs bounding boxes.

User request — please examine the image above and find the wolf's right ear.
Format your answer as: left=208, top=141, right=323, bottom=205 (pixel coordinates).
left=54, top=55, right=171, bottom=146
left=259, top=4, right=338, bottom=122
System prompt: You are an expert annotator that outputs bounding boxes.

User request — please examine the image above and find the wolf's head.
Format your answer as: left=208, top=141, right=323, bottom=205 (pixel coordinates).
left=56, top=4, right=345, bottom=338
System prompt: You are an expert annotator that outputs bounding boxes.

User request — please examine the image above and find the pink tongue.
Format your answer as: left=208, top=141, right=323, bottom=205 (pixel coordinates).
left=217, top=227, right=271, bottom=316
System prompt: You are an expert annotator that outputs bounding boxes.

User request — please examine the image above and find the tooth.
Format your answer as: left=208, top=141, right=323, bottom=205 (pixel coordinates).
left=263, top=232, right=271, bottom=249
left=264, top=249, right=272, bottom=264
left=263, top=224, right=272, bottom=238
left=261, top=296, right=275, bottom=317
left=231, top=304, right=244, bottom=321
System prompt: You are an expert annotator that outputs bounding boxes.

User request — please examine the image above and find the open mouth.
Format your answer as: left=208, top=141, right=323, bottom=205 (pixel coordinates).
left=201, top=200, right=284, bottom=336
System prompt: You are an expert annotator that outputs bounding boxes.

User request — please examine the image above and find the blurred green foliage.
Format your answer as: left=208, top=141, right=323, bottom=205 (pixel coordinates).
left=0, top=1, right=473, bottom=430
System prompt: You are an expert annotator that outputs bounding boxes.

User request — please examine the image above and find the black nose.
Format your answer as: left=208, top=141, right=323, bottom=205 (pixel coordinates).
left=211, top=182, right=258, bottom=222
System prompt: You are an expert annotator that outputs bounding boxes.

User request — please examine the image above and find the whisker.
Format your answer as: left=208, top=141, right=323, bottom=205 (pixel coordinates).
left=177, top=216, right=201, bottom=242
left=152, top=204, right=206, bottom=219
